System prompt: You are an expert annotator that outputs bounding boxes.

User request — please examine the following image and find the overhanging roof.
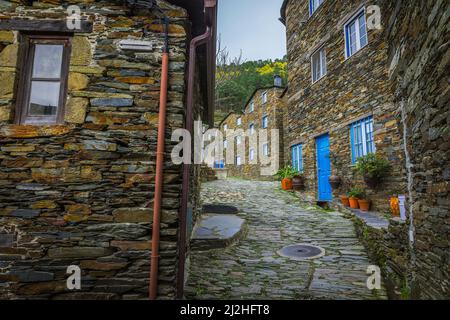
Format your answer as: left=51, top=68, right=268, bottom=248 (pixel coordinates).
left=280, top=0, right=288, bottom=25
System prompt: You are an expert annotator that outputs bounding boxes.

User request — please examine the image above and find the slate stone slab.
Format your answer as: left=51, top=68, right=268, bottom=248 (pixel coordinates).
left=191, top=214, right=246, bottom=250
left=0, top=234, right=14, bottom=247
left=90, top=98, right=133, bottom=107
left=202, top=204, right=239, bottom=215
left=10, top=209, right=40, bottom=219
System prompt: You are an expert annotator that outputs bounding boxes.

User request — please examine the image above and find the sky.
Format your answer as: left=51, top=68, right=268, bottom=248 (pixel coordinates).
left=218, top=0, right=287, bottom=61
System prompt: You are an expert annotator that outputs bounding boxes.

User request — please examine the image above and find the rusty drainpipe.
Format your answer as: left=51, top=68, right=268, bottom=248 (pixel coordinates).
left=177, top=0, right=217, bottom=299
left=149, top=15, right=170, bottom=301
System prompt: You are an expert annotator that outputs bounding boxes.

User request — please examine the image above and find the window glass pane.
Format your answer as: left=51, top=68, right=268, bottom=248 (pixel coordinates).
left=32, top=44, right=64, bottom=78
left=321, top=49, right=327, bottom=75
left=28, top=81, right=60, bottom=116
left=359, top=14, right=368, bottom=47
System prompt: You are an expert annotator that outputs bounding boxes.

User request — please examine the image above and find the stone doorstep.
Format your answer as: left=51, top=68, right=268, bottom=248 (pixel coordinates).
left=349, top=208, right=390, bottom=230
left=191, top=214, right=246, bottom=251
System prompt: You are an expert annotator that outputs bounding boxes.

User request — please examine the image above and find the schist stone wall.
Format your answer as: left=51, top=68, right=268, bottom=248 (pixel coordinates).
left=282, top=0, right=406, bottom=212
left=385, top=0, right=449, bottom=299
left=0, top=0, right=203, bottom=299
left=219, top=87, right=286, bottom=180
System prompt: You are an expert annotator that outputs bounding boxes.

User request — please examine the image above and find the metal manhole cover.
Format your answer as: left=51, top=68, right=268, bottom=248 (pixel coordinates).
left=277, top=244, right=325, bottom=260
left=202, top=204, right=239, bottom=215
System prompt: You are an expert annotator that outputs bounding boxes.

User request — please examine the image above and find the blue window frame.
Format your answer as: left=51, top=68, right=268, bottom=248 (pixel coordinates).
left=350, top=116, right=375, bottom=164
left=292, top=144, right=303, bottom=172
left=345, top=10, right=368, bottom=58
left=262, top=115, right=268, bottom=129
left=309, top=0, right=324, bottom=16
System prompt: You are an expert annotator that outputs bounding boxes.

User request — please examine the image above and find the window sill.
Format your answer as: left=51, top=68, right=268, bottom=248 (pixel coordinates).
left=311, top=74, right=327, bottom=86
left=344, top=43, right=369, bottom=62
left=0, top=124, right=72, bottom=138
left=307, top=3, right=326, bottom=23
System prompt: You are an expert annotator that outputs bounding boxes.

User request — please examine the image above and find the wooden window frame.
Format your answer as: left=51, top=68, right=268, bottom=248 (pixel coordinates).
left=350, top=116, right=376, bottom=164
left=262, top=91, right=268, bottom=104
left=15, top=34, right=72, bottom=125
left=292, top=144, right=304, bottom=173
left=309, top=0, right=325, bottom=17
left=344, top=9, right=368, bottom=59
left=311, top=46, right=327, bottom=83
left=262, top=115, right=269, bottom=129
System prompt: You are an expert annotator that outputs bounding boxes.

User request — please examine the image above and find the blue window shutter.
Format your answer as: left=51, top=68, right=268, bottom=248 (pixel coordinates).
left=292, top=146, right=296, bottom=170
left=309, top=0, right=313, bottom=16
left=350, top=124, right=356, bottom=164
left=345, top=25, right=350, bottom=58
left=299, top=144, right=303, bottom=172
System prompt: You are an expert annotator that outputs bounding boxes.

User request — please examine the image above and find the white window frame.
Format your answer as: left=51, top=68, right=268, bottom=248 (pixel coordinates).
left=309, top=0, right=324, bottom=17
left=262, top=115, right=269, bottom=129
left=249, top=100, right=255, bottom=113
left=344, top=9, right=368, bottom=59
left=223, top=124, right=228, bottom=131
left=262, top=91, right=268, bottom=104
left=236, top=117, right=242, bottom=126
left=223, top=139, right=228, bottom=149
left=262, top=143, right=269, bottom=156
left=235, top=155, right=241, bottom=166
left=249, top=123, right=255, bottom=135
left=350, top=116, right=376, bottom=164
left=249, top=148, right=255, bottom=161
left=236, top=135, right=242, bottom=145
left=311, top=46, right=327, bottom=83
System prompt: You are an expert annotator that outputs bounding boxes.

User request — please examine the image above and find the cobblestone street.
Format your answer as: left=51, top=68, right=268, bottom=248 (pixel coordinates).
left=185, top=179, right=388, bottom=300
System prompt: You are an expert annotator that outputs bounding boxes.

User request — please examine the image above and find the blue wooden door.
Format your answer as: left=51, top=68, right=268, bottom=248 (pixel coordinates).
left=316, top=134, right=332, bottom=201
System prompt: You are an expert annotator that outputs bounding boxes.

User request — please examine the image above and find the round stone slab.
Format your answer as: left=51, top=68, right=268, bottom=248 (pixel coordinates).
left=277, top=244, right=325, bottom=260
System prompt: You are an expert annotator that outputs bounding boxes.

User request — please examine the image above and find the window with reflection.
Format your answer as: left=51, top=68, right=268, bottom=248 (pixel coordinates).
left=16, top=35, right=71, bottom=125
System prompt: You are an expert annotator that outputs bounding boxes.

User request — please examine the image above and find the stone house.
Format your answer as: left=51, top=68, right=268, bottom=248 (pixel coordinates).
left=280, top=0, right=405, bottom=212
left=281, top=0, right=449, bottom=299
left=384, top=0, right=449, bottom=300
left=218, top=81, right=286, bottom=180
left=0, top=0, right=217, bottom=300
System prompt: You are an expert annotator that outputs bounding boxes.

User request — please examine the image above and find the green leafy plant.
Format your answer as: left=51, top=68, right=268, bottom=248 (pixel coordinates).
left=348, top=187, right=366, bottom=199
left=275, top=165, right=299, bottom=180
left=354, top=153, right=391, bottom=180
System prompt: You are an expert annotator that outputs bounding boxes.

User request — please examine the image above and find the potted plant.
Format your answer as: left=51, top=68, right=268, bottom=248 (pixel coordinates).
left=354, top=153, right=391, bottom=189
left=275, top=166, right=298, bottom=191
left=340, top=194, right=350, bottom=207
left=327, top=151, right=342, bottom=189
left=390, top=190, right=401, bottom=217
left=348, top=187, right=365, bottom=209
left=292, top=174, right=305, bottom=191
left=358, top=194, right=371, bottom=212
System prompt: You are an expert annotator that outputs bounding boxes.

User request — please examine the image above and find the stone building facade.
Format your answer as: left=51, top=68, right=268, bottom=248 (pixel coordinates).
left=218, top=85, right=286, bottom=180
left=281, top=0, right=449, bottom=299
left=384, top=0, right=449, bottom=299
left=0, top=0, right=217, bottom=300
left=280, top=0, right=405, bottom=212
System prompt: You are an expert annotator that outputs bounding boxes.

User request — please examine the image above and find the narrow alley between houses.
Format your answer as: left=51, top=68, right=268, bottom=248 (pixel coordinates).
left=185, top=179, right=387, bottom=300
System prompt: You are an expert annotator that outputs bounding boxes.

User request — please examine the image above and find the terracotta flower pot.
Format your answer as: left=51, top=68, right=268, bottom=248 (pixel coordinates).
left=329, top=175, right=342, bottom=189
left=349, top=197, right=359, bottom=209
left=358, top=199, right=371, bottom=212
left=340, top=196, right=350, bottom=207
left=281, top=178, right=293, bottom=191
left=292, top=175, right=305, bottom=191
left=390, top=197, right=400, bottom=217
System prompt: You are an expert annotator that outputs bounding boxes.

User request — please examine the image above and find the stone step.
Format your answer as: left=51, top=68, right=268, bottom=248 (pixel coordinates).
left=191, top=214, right=246, bottom=251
